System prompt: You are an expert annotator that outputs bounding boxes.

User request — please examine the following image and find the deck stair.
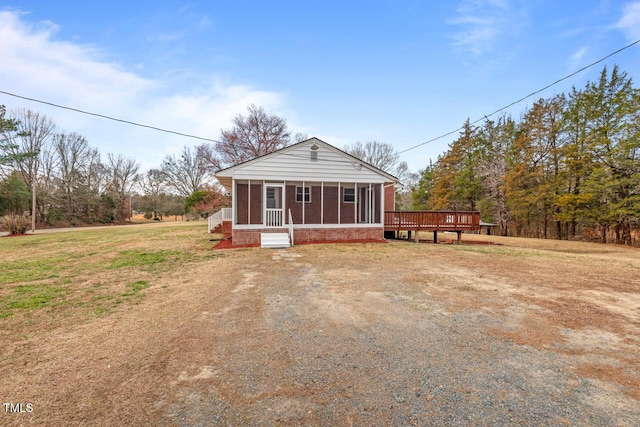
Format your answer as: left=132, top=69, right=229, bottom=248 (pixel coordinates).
left=261, top=233, right=290, bottom=248
left=208, top=207, right=232, bottom=233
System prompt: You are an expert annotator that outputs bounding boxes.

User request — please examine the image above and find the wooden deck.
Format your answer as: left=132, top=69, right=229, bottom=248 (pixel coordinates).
left=384, top=211, right=480, bottom=244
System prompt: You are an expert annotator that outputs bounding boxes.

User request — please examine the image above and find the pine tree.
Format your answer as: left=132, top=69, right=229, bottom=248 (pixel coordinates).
left=582, top=66, right=640, bottom=244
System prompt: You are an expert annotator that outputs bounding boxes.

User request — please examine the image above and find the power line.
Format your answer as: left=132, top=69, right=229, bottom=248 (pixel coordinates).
left=0, top=89, right=223, bottom=144
left=397, top=38, right=640, bottom=155
left=1, top=38, right=638, bottom=154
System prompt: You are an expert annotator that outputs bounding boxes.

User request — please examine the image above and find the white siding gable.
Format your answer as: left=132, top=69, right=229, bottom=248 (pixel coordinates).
left=218, top=138, right=394, bottom=184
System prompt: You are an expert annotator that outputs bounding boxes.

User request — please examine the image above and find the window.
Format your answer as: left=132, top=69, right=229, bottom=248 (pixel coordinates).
left=296, top=186, right=310, bottom=203
left=343, top=187, right=355, bottom=203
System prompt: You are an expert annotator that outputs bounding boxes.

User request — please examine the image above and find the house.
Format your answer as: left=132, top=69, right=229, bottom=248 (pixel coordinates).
left=210, top=137, right=399, bottom=247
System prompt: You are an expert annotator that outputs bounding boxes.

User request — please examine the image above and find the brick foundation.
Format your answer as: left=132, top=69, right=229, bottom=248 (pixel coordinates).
left=232, top=227, right=385, bottom=246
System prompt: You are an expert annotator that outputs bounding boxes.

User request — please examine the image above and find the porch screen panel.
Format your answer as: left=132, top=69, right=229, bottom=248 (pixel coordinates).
left=322, top=185, right=338, bottom=224
left=235, top=183, right=249, bottom=224
left=249, top=183, right=263, bottom=224
left=373, top=184, right=381, bottom=223
left=286, top=185, right=303, bottom=224
left=305, top=186, right=322, bottom=224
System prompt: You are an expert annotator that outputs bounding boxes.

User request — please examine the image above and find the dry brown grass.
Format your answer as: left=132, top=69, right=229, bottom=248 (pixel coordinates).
left=1, top=227, right=639, bottom=425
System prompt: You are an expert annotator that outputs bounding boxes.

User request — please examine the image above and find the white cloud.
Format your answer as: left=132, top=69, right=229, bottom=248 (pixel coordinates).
left=448, top=0, right=525, bottom=56
left=0, top=10, right=286, bottom=171
left=140, top=80, right=287, bottom=156
left=0, top=11, right=153, bottom=110
left=615, top=2, right=640, bottom=40
left=568, top=47, right=588, bottom=70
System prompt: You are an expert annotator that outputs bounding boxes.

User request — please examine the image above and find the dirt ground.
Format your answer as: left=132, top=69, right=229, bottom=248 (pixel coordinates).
left=1, top=232, right=639, bottom=425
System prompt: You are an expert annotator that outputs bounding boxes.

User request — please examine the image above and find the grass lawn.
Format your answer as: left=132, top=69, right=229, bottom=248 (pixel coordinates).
left=1, top=223, right=639, bottom=425
left=0, top=221, right=221, bottom=327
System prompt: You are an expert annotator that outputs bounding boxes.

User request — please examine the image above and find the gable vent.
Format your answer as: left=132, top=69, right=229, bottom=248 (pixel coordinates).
left=310, top=143, right=318, bottom=162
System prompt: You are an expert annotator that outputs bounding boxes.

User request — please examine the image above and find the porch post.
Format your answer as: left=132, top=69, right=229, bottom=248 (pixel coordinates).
left=302, top=180, right=305, bottom=225
left=338, top=182, right=341, bottom=225
left=232, top=179, right=237, bottom=225
left=321, top=182, right=324, bottom=225
left=354, top=183, right=357, bottom=223
left=369, top=183, right=372, bottom=224
left=248, top=179, right=251, bottom=225
left=262, top=180, right=266, bottom=226
left=380, top=183, right=384, bottom=225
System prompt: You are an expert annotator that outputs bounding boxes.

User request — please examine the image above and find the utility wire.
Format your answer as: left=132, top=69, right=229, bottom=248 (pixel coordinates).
left=397, top=38, right=640, bottom=154
left=1, top=38, right=638, bottom=153
left=0, top=89, right=223, bottom=144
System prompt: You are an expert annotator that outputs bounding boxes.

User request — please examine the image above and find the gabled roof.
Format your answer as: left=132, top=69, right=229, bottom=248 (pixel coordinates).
left=214, top=137, right=399, bottom=190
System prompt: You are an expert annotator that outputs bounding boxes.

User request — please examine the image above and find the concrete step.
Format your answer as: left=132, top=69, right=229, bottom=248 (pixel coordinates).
left=260, top=233, right=290, bottom=249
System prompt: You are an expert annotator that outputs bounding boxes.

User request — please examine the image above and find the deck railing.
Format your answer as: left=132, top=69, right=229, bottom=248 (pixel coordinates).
left=384, top=211, right=480, bottom=231
left=208, top=207, right=232, bottom=233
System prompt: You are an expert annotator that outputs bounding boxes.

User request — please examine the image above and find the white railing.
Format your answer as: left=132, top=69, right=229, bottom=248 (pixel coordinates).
left=265, top=208, right=283, bottom=227
left=288, top=209, right=294, bottom=246
left=208, top=207, right=232, bottom=233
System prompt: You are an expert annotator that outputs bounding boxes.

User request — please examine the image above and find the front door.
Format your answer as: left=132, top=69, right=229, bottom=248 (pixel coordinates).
left=265, top=184, right=284, bottom=227
left=359, top=186, right=375, bottom=223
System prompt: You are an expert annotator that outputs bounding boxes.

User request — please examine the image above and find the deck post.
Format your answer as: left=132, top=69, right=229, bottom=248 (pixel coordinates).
left=414, top=230, right=419, bottom=243
left=433, top=231, right=438, bottom=244
left=407, top=230, right=411, bottom=241
left=457, top=231, right=462, bottom=245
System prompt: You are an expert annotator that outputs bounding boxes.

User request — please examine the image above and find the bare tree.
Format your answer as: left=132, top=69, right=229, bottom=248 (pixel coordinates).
left=293, top=132, right=309, bottom=143
left=3, top=109, right=56, bottom=188
left=216, top=104, right=291, bottom=166
left=343, top=141, right=409, bottom=183
left=138, top=169, right=167, bottom=219
left=195, top=143, right=222, bottom=174
left=161, top=146, right=209, bottom=197
left=83, top=148, right=106, bottom=223
left=53, top=133, right=92, bottom=220
left=37, top=141, right=60, bottom=221
left=106, top=153, right=139, bottom=222
left=4, top=109, right=56, bottom=231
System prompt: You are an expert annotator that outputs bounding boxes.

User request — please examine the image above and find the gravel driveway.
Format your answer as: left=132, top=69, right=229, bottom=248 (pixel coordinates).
left=164, top=244, right=640, bottom=426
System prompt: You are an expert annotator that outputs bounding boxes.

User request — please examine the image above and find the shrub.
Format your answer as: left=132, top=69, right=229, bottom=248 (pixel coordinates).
left=45, top=208, right=63, bottom=226
left=0, top=214, right=30, bottom=235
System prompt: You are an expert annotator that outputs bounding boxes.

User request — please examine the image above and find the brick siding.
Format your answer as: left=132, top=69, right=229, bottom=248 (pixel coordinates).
left=232, top=226, right=385, bottom=246
left=384, top=183, right=395, bottom=211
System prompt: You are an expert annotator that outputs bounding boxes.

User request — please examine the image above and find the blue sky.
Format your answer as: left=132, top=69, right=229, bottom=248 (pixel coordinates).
left=1, top=1, right=639, bottom=174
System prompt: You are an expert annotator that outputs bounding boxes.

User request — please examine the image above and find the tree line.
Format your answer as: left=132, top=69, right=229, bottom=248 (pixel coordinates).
left=0, top=104, right=312, bottom=228
left=1, top=107, right=143, bottom=227
left=0, top=105, right=258, bottom=226
left=4, top=65, right=636, bottom=245
left=412, top=65, right=640, bottom=245
left=1, top=102, right=411, bottom=231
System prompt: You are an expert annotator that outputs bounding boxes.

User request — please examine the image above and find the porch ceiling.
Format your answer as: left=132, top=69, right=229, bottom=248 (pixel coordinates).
left=214, top=175, right=233, bottom=192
